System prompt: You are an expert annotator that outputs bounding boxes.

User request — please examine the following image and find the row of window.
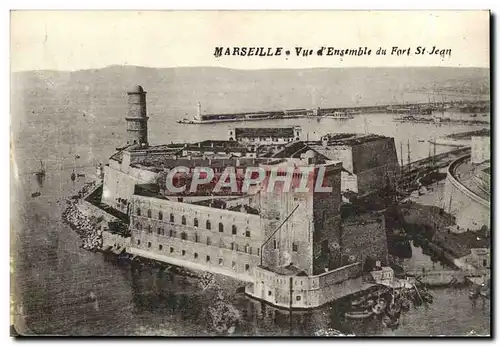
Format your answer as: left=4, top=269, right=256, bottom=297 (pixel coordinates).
left=135, top=210, right=251, bottom=237
left=136, top=228, right=260, bottom=255
left=137, top=240, right=251, bottom=271
left=266, top=290, right=302, bottom=301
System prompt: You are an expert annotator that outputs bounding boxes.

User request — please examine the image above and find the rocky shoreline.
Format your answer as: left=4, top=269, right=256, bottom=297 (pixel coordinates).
left=62, top=182, right=104, bottom=251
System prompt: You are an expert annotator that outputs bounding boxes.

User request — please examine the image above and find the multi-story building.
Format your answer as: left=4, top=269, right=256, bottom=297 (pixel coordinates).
left=97, top=85, right=390, bottom=309
left=228, top=127, right=302, bottom=145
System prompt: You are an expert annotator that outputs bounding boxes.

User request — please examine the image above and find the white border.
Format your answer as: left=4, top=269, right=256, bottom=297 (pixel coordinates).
left=3, top=1, right=497, bottom=345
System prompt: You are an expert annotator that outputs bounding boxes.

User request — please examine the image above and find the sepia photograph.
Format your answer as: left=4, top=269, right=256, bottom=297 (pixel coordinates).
left=9, top=10, right=491, bottom=337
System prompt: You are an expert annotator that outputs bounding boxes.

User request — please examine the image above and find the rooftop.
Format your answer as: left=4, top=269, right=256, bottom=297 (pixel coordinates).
left=235, top=127, right=296, bottom=138
left=319, top=133, right=390, bottom=146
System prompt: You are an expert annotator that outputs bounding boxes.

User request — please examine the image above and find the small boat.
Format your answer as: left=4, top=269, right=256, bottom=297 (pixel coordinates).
left=31, top=192, right=41, bottom=198
left=372, top=299, right=387, bottom=315
left=344, top=310, right=373, bottom=319
left=383, top=315, right=400, bottom=328
left=401, top=297, right=411, bottom=311
left=325, top=111, right=354, bottom=120
left=314, top=328, right=350, bottom=336
left=71, top=170, right=76, bottom=181
left=35, top=160, right=46, bottom=177
left=417, top=139, right=426, bottom=143
left=75, top=155, right=81, bottom=159
left=77, top=173, right=86, bottom=178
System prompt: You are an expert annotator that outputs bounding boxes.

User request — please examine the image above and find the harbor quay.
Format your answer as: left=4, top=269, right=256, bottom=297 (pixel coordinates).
left=64, top=85, right=489, bottom=312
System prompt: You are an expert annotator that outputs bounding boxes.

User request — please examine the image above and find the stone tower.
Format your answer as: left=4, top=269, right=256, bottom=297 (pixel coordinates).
left=125, top=85, right=149, bottom=146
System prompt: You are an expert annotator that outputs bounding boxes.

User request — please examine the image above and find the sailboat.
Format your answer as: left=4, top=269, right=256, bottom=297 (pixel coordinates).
left=35, top=160, right=45, bottom=178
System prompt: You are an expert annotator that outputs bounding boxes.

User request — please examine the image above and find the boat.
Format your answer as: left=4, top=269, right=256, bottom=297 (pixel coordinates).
left=35, top=160, right=46, bottom=177
left=314, top=328, right=354, bottom=336
left=71, top=170, right=76, bottom=181
left=31, top=192, right=41, bottom=198
left=77, top=173, right=86, bottom=178
left=383, top=315, right=400, bottom=328
left=177, top=118, right=195, bottom=124
left=325, top=111, right=354, bottom=120
left=344, top=310, right=374, bottom=319
left=372, top=298, right=387, bottom=315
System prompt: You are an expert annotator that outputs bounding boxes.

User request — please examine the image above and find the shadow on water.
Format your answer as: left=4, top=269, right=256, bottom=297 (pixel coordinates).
left=101, top=253, right=389, bottom=336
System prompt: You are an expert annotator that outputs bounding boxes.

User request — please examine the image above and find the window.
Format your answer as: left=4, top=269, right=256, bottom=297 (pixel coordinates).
left=231, top=242, right=236, bottom=251
left=219, top=223, right=224, bottom=233
left=273, top=239, right=277, bottom=249
left=232, top=261, right=236, bottom=269
left=147, top=242, right=151, bottom=248
left=219, top=258, right=223, bottom=265
left=268, top=291, right=272, bottom=296
left=169, top=229, right=173, bottom=237
left=232, top=225, right=237, bottom=235
left=194, top=218, right=198, bottom=227
left=245, top=264, right=250, bottom=271
left=170, top=247, right=174, bottom=253
left=483, top=259, right=487, bottom=267
left=182, top=250, right=186, bottom=256
left=206, top=220, right=211, bottom=230
left=181, top=232, right=187, bottom=240
left=159, top=211, right=163, bottom=220
left=195, top=233, right=199, bottom=243
left=244, top=244, right=249, bottom=253
left=137, top=240, right=141, bottom=245
left=182, top=215, right=186, bottom=225
left=245, top=230, right=250, bottom=238
left=170, top=213, right=174, bottom=223
left=147, top=225, right=152, bottom=234
left=147, top=209, right=152, bottom=218
left=157, top=228, right=161, bottom=235
left=292, top=242, right=298, bottom=252
left=296, top=296, right=301, bottom=301
left=136, top=208, right=141, bottom=216
left=159, top=244, right=163, bottom=251
left=206, top=255, right=211, bottom=262
left=194, top=253, right=198, bottom=259
left=249, top=246, right=252, bottom=255
left=206, top=237, right=211, bottom=246
left=257, top=248, right=260, bottom=256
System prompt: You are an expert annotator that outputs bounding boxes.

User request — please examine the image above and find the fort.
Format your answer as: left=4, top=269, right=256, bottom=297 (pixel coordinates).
left=65, top=84, right=403, bottom=309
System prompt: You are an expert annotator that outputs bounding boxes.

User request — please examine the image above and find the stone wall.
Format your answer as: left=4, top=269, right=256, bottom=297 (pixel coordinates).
left=129, top=194, right=263, bottom=281
left=101, top=161, right=158, bottom=212
left=246, top=262, right=364, bottom=309
left=340, top=214, right=389, bottom=267
left=443, top=155, right=490, bottom=230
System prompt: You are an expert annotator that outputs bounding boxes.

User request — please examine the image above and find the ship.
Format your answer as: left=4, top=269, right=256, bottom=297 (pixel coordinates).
left=34, top=160, right=45, bottom=178
left=324, top=111, right=354, bottom=120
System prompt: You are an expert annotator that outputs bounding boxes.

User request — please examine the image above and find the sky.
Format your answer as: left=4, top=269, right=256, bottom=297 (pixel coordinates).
left=10, top=10, right=490, bottom=72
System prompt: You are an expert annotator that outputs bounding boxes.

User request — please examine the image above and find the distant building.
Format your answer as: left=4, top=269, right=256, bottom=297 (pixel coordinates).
left=306, top=133, right=400, bottom=196
left=471, top=135, right=490, bottom=165
left=228, top=126, right=302, bottom=145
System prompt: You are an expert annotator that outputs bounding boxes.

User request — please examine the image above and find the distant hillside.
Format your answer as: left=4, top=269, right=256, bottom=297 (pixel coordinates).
left=10, top=65, right=489, bottom=136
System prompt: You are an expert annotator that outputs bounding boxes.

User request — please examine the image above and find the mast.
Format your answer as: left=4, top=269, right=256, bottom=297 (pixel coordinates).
left=400, top=141, right=404, bottom=176
left=407, top=140, right=411, bottom=172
